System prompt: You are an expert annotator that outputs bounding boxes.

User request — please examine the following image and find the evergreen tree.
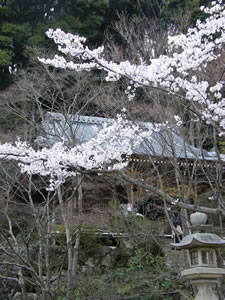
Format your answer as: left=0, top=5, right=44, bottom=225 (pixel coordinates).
left=0, top=0, right=216, bottom=90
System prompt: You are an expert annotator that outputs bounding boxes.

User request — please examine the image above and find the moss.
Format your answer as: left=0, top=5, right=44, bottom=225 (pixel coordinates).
left=113, top=247, right=130, bottom=267
left=80, top=232, right=102, bottom=255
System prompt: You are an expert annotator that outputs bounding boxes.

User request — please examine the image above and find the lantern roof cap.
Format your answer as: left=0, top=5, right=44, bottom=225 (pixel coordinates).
left=171, top=233, right=225, bottom=249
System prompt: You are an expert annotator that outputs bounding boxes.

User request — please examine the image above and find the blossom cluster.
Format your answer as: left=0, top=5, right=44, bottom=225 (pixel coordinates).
left=39, top=1, right=225, bottom=132
left=0, top=1, right=224, bottom=189
left=0, top=116, right=153, bottom=190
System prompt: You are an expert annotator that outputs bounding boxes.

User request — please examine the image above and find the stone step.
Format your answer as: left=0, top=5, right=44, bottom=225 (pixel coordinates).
left=164, top=249, right=186, bottom=269
left=158, top=236, right=188, bottom=270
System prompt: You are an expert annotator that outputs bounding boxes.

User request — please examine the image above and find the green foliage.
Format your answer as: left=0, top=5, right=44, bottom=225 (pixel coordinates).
left=162, top=0, right=211, bottom=28
left=54, top=224, right=103, bottom=253
left=0, top=0, right=215, bottom=89
left=14, top=23, right=32, bottom=42
left=74, top=255, right=182, bottom=299
left=80, top=231, right=102, bottom=254
left=219, top=140, right=225, bottom=154
left=0, top=22, right=17, bottom=69
left=101, top=267, right=127, bottom=281
left=0, top=49, right=13, bottom=66
left=70, top=0, right=109, bottom=16
left=1, top=22, right=17, bottom=34
left=27, top=22, right=48, bottom=47
left=128, top=248, right=166, bottom=273
left=107, top=0, right=163, bottom=21
left=49, top=0, right=109, bottom=45
left=0, top=5, right=9, bottom=19
left=0, top=35, right=13, bottom=47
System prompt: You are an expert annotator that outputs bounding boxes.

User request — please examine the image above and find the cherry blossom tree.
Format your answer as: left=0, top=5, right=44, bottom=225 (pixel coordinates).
left=0, top=2, right=224, bottom=298
left=0, top=0, right=225, bottom=217
left=38, top=1, right=225, bottom=130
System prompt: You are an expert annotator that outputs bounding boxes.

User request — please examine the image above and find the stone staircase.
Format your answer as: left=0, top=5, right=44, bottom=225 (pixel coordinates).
left=159, top=236, right=188, bottom=270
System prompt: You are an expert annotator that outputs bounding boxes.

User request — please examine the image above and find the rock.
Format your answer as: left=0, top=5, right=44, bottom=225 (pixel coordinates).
left=85, top=258, right=96, bottom=268
left=119, top=239, right=134, bottom=255
left=98, top=246, right=111, bottom=256
left=101, top=254, right=114, bottom=268
left=81, top=265, right=89, bottom=273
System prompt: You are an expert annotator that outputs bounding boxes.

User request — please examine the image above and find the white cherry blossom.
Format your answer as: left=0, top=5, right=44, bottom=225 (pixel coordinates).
left=0, top=116, right=155, bottom=190
left=0, top=1, right=224, bottom=189
left=38, top=1, right=225, bottom=132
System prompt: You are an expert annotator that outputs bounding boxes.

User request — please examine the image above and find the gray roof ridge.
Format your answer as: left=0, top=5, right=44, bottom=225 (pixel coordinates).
left=45, top=111, right=162, bottom=128
left=46, top=112, right=116, bottom=125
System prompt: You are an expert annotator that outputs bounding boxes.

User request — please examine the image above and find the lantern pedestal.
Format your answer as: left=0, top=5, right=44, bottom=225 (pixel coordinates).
left=181, top=267, right=225, bottom=300
left=191, top=280, right=218, bottom=300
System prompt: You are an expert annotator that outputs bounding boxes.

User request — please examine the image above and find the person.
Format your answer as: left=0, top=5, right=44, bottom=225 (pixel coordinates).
left=172, top=211, right=183, bottom=243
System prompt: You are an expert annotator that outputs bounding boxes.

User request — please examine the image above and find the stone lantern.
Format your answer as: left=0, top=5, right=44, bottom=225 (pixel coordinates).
left=171, top=212, right=225, bottom=300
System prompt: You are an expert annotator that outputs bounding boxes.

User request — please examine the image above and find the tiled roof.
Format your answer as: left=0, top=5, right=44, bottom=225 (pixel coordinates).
left=35, top=112, right=218, bottom=161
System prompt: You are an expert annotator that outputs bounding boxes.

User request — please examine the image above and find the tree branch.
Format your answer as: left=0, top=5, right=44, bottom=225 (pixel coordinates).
left=119, top=171, right=225, bottom=217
